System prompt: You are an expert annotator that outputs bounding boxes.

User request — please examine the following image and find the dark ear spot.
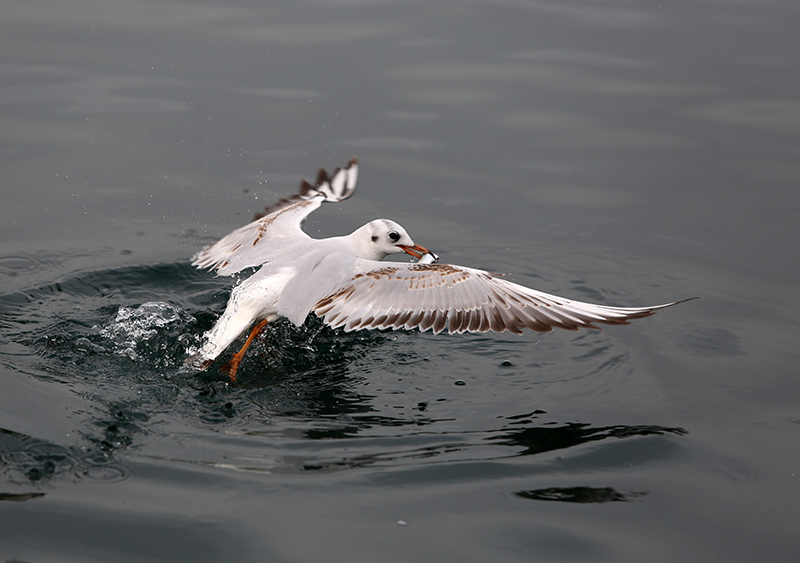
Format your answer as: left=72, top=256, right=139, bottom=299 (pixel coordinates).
left=371, top=235, right=378, bottom=242
left=388, top=231, right=400, bottom=242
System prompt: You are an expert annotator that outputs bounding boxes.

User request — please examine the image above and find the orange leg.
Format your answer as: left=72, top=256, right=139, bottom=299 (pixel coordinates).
left=220, top=318, right=270, bottom=383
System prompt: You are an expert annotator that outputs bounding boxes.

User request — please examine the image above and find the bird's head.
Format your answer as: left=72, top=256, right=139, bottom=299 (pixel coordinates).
left=349, top=219, right=430, bottom=261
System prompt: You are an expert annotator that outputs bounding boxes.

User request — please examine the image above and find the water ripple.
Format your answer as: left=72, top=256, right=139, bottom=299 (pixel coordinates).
left=0, top=257, right=690, bottom=484
left=0, top=427, right=127, bottom=484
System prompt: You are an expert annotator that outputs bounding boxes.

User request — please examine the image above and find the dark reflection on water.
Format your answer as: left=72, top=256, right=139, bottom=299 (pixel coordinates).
left=487, top=422, right=686, bottom=457
left=0, top=491, right=45, bottom=502
left=515, top=486, right=646, bottom=503
left=298, top=418, right=686, bottom=472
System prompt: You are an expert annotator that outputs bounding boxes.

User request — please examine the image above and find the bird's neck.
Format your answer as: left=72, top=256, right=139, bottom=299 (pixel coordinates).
left=340, top=226, right=387, bottom=261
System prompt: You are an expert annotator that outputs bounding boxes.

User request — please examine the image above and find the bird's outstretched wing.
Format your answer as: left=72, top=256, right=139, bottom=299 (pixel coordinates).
left=314, top=261, right=694, bottom=334
left=252, top=158, right=359, bottom=221
left=192, top=158, right=358, bottom=275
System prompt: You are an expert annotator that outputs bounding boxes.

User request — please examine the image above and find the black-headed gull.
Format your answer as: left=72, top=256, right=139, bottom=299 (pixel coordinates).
left=189, top=159, right=692, bottom=380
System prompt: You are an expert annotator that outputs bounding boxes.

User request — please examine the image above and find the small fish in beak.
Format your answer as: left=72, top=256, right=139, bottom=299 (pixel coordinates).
left=417, top=251, right=439, bottom=264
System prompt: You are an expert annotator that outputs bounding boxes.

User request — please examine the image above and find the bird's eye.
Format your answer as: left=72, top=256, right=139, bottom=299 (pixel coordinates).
left=388, top=231, right=400, bottom=242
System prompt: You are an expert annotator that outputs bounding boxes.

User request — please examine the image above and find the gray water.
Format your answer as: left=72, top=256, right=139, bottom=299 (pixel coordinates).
left=1, top=1, right=799, bottom=562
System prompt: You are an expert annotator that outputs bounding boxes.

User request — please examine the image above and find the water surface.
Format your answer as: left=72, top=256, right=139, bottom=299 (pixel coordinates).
left=1, top=1, right=799, bottom=562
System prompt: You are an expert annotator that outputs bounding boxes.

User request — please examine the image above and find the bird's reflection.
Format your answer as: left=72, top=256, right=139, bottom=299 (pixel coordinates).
left=294, top=411, right=687, bottom=471
left=515, top=487, right=647, bottom=503
left=487, top=421, right=687, bottom=457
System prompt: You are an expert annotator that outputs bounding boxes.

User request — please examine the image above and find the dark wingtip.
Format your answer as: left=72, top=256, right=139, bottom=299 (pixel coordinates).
left=252, top=158, right=359, bottom=220
left=299, top=179, right=315, bottom=196
left=659, top=296, right=700, bottom=309
left=316, top=167, right=330, bottom=186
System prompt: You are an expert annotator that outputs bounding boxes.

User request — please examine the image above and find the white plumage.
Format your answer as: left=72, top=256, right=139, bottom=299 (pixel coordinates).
left=189, top=158, right=691, bottom=380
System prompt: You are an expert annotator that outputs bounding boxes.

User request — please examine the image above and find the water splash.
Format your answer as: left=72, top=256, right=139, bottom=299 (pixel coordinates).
left=99, top=301, right=196, bottom=360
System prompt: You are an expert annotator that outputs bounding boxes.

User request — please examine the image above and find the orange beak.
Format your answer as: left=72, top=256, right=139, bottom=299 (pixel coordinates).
left=398, top=243, right=430, bottom=259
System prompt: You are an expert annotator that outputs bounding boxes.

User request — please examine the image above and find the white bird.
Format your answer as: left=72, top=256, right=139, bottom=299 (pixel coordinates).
left=188, top=158, right=692, bottom=381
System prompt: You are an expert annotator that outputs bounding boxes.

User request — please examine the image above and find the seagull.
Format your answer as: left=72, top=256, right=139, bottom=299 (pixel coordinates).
left=188, top=158, right=692, bottom=381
